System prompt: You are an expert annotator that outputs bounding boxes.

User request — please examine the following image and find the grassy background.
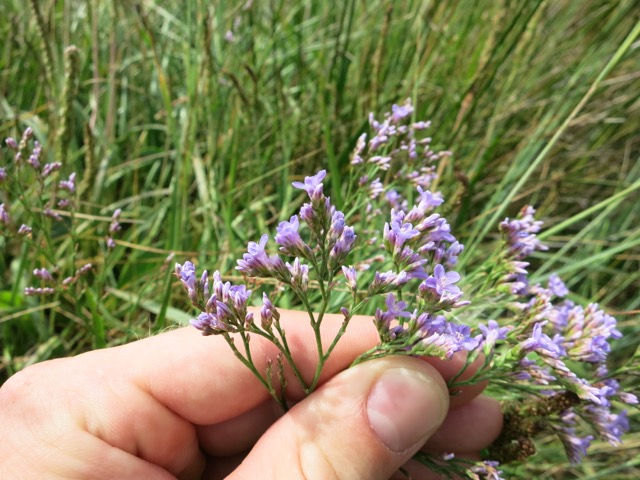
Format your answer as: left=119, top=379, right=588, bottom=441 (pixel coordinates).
left=1, top=0, right=638, bottom=477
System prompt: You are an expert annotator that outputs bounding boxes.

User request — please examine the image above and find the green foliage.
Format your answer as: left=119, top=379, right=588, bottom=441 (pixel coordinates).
left=0, top=0, right=638, bottom=477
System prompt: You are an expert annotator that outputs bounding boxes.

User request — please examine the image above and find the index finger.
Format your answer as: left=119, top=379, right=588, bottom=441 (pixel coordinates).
left=96, top=309, right=485, bottom=425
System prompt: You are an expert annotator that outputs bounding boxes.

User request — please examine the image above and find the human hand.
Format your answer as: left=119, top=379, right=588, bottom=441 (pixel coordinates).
left=0, top=311, right=502, bottom=479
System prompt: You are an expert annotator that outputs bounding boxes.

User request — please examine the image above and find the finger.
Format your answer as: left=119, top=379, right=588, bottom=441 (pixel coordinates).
left=391, top=454, right=483, bottom=480
left=423, top=352, right=488, bottom=409
left=73, top=311, right=488, bottom=469
left=0, top=361, right=191, bottom=480
left=106, top=311, right=486, bottom=424
left=196, top=400, right=282, bottom=456
left=424, top=395, right=503, bottom=452
left=229, top=356, right=449, bottom=480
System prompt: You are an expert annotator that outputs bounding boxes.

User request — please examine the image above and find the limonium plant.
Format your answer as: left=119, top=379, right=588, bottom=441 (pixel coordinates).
left=175, top=101, right=636, bottom=478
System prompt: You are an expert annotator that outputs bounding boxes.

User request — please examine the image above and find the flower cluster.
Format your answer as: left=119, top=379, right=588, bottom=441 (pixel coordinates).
left=174, top=101, right=634, bottom=480
left=1, top=130, right=95, bottom=297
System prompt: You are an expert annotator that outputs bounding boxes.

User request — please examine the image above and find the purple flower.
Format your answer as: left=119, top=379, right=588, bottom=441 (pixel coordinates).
left=520, top=323, right=561, bottom=356
left=18, top=224, right=32, bottom=236
left=109, top=209, right=123, bottom=233
left=260, top=292, right=279, bottom=330
left=499, top=206, right=548, bottom=259
left=444, top=241, right=464, bottom=266
left=21, top=127, right=33, bottom=145
left=191, top=311, right=229, bottom=335
left=512, top=359, right=556, bottom=384
left=368, top=270, right=409, bottom=295
left=341, top=266, right=357, bottom=291
left=33, top=268, right=54, bottom=282
left=0, top=203, right=9, bottom=225
left=421, top=264, right=461, bottom=297
left=479, top=320, right=510, bottom=351
left=390, top=101, right=414, bottom=123
left=44, top=208, right=62, bottom=221
left=470, top=461, right=504, bottom=480
left=350, top=133, right=367, bottom=165
left=59, top=172, right=76, bottom=193
left=415, top=186, right=444, bottom=210
left=275, top=215, right=310, bottom=258
left=106, top=237, right=116, bottom=249
left=383, top=217, right=419, bottom=256
left=548, top=273, right=569, bottom=297
left=292, top=170, right=326, bottom=199
left=369, top=178, right=384, bottom=199
left=368, top=156, right=392, bottom=170
left=42, top=162, right=62, bottom=178
left=28, top=141, right=42, bottom=169
left=236, top=234, right=271, bottom=276
left=556, top=428, right=593, bottom=464
left=583, top=406, right=629, bottom=445
left=328, top=209, right=345, bottom=240
left=77, top=263, right=92, bottom=276
left=329, top=226, right=356, bottom=269
left=396, top=247, right=428, bottom=278
left=227, top=284, right=252, bottom=312
left=375, top=293, right=413, bottom=324
left=0, top=167, right=6, bottom=182
left=445, top=322, right=480, bottom=352
left=175, top=261, right=197, bottom=291
left=5, top=137, right=18, bottom=150
left=24, top=287, right=56, bottom=296
left=286, top=257, right=309, bottom=292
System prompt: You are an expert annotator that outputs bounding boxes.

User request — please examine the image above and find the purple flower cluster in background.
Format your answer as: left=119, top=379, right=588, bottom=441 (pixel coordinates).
left=1, top=130, right=95, bottom=296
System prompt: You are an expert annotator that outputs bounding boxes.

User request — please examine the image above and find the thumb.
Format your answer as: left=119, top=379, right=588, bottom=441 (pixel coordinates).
left=230, top=356, right=449, bottom=480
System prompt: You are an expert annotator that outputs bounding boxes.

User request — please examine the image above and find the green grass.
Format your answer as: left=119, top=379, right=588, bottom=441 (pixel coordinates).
left=1, top=0, right=638, bottom=477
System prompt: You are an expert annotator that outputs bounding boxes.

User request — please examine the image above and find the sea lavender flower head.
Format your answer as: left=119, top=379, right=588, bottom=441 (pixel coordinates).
left=294, top=171, right=334, bottom=242
left=59, top=172, right=77, bottom=193
left=236, top=234, right=273, bottom=277
left=175, top=261, right=197, bottom=291
left=28, top=141, right=42, bottom=169
left=0, top=167, right=6, bottom=182
left=292, top=170, right=326, bottom=200
left=420, top=264, right=462, bottom=300
left=548, top=273, right=569, bottom=297
left=286, top=257, right=309, bottom=292
left=520, top=322, right=561, bottom=357
left=390, top=100, right=414, bottom=123
left=5, top=137, right=18, bottom=150
left=328, top=226, right=356, bottom=270
left=0, top=203, right=9, bottom=225
left=24, top=287, right=56, bottom=296
left=499, top=206, right=548, bottom=259
left=191, top=311, right=230, bottom=335
left=33, top=268, right=54, bottom=282
left=383, top=216, right=420, bottom=257
left=479, top=320, right=511, bottom=352
left=260, top=292, right=280, bottom=330
left=341, top=265, right=357, bottom=291
left=375, top=293, right=413, bottom=325
left=18, top=224, right=32, bottom=236
left=367, top=270, right=409, bottom=295
left=470, top=461, right=504, bottom=480
left=42, top=162, right=62, bottom=178
left=275, top=215, right=311, bottom=259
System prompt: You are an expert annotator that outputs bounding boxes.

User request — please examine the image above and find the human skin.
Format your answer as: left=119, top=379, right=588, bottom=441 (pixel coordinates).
left=0, top=310, right=502, bottom=479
